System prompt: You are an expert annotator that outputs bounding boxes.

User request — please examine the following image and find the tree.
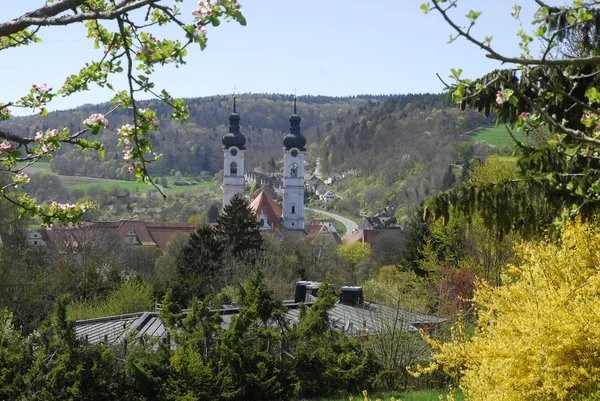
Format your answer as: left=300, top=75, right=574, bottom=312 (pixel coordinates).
left=362, top=268, right=436, bottom=391
left=336, top=241, right=372, bottom=285
left=0, top=1, right=245, bottom=224
left=422, top=219, right=600, bottom=401
left=423, top=1, right=600, bottom=234
left=205, top=202, right=220, bottom=223
left=216, top=193, right=263, bottom=257
left=175, top=223, right=224, bottom=304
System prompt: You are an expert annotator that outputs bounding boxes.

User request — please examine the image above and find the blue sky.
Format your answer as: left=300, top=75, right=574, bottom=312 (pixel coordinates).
left=2, top=1, right=536, bottom=115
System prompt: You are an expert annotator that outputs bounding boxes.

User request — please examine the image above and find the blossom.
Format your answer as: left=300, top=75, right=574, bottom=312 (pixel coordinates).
left=51, top=201, right=77, bottom=211
left=34, top=131, right=44, bottom=142
left=83, top=113, right=109, bottom=129
left=496, top=90, right=504, bottom=106
left=0, top=140, right=12, bottom=151
left=117, top=124, right=135, bottom=137
left=13, top=172, right=30, bottom=185
left=518, top=112, right=531, bottom=120
left=46, top=129, right=59, bottom=139
left=197, top=25, right=207, bottom=35
left=122, top=146, right=133, bottom=161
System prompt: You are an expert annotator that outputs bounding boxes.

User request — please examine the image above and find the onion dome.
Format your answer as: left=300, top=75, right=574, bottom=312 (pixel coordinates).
left=222, top=96, right=246, bottom=150
left=283, top=96, right=306, bottom=151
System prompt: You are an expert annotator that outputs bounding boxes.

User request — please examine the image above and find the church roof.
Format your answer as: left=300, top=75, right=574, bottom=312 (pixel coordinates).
left=249, top=188, right=282, bottom=230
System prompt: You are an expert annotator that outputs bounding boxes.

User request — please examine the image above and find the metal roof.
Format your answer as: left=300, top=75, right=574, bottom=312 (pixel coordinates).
left=75, top=300, right=446, bottom=345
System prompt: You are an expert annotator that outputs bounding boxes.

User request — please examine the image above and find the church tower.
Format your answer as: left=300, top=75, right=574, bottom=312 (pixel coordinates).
left=282, top=97, right=306, bottom=230
left=222, top=96, right=246, bottom=207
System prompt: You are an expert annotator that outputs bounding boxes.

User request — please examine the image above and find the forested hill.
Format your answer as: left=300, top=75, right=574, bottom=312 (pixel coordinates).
left=2, top=93, right=489, bottom=195
left=1, top=94, right=382, bottom=178
left=304, top=94, right=492, bottom=216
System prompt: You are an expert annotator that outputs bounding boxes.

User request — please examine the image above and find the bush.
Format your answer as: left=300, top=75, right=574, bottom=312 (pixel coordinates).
left=67, top=279, right=154, bottom=320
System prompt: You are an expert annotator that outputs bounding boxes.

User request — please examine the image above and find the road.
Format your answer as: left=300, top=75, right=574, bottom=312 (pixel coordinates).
left=305, top=207, right=359, bottom=234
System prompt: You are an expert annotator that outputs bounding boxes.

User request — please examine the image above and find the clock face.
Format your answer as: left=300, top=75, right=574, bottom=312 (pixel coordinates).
left=230, top=149, right=238, bottom=156
left=291, top=150, right=298, bottom=157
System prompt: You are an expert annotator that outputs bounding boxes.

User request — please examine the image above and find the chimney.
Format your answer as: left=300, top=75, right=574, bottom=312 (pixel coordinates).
left=305, top=282, right=322, bottom=297
left=340, top=286, right=364, bottom=307
left=294, top=281, right=311, bottom=303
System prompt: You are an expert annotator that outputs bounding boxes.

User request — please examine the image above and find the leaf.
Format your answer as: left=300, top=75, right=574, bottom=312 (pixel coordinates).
left=535, top=24, right=547, bottom=37
left=232, top=10, right=246, bottom=26
left=466, top=10, right=482, bottom=22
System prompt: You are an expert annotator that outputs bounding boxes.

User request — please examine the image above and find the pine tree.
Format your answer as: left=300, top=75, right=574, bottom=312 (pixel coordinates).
left=216, top=193, right=263, bottom=257
left=175, top=224, right=224, bottom=301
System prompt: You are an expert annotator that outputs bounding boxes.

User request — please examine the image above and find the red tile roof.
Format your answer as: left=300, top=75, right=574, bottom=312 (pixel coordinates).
left=249, top=188, right=282, bottom=230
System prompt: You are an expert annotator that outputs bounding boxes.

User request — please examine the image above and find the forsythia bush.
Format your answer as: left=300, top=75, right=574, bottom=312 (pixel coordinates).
left=427, top=219, right=600, bottom=400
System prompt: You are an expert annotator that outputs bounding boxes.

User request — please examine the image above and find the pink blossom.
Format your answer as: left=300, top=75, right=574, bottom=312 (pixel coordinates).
left=117, top=124, right=135, bottom=138
left=496, top=90, right=504, bottom=106
left=122, top=146, right=133, bottom=161
left=518, top=112, right=531, bottom=120
left=13, top=172, right=30, bottom=185
left=0, top=140, right=13, bottom=151
left=83, top=113, right=109, bottom=129
left=34, top=131, right=44, bottom=142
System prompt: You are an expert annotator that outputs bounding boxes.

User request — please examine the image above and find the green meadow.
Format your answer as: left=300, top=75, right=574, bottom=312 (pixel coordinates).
left=471, top=125, right=526, bottom=148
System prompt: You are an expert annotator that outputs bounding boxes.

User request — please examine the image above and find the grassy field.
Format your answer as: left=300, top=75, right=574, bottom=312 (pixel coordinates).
left=305, top=388, right=464, bottom=401
left=471, top=125, right=525, bottom=148
left=67, top=180, right=150, bottom=192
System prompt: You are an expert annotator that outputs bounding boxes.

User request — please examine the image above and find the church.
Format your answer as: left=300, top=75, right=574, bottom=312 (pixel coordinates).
left=221, top=96, right=306, bottom=233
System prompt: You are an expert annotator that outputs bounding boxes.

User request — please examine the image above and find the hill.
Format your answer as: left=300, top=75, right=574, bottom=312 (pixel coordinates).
left=2, top=93, right=495, bottom=221
left=1, top=94, right=379, bottom=179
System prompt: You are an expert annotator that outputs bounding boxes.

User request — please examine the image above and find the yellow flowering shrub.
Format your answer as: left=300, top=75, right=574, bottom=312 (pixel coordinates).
left=427, top=219, right=600, bottom=400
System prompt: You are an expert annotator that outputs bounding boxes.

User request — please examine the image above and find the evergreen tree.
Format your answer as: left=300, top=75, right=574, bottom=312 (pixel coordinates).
left=175, top=224, right=224, bottom=303
left=216, top=194, right=263, bottom=257
left=205, top=203, right=220, bottom=223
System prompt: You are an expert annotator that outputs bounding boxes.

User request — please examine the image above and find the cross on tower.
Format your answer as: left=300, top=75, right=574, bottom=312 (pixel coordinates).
left=293, top=87, right=298, bottom=114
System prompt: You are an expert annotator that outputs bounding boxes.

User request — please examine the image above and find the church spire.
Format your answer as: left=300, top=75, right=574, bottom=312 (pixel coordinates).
left=223, top=95, right=245, bottom=149
left=284, top=95, right=306, bottom=150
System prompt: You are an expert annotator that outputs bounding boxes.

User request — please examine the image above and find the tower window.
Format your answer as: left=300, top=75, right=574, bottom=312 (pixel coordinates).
left=230, top=161, right=237, bottom=176
left=290, top=163, right=298, bottom=178
left=291, top=205, right=296, bottom=214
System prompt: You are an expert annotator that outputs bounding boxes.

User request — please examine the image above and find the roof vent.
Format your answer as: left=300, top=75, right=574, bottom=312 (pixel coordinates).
left=340, top=286, right=364, bottom=307
left=294, top=281, right=312, bottom=303
left=306, top=282, right=322, bottom=297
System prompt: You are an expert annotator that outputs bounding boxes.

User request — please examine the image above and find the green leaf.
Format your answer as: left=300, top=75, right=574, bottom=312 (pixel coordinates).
left=466, top=10, right=482, bottom=22
left=585, top=87, right=600, bottom=103
left=40, top=108, right=48, bottom=117
left=535, top=24, right=547, bottom=37
left=232, top=11, right=246, bottom=26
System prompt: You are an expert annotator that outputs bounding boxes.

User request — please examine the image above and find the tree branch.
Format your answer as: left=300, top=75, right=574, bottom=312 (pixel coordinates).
left=0, top=0, right=160, bottom=37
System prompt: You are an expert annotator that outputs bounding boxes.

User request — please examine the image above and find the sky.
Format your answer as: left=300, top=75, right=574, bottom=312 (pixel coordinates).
left=2, top=0, right=538, bottom=115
